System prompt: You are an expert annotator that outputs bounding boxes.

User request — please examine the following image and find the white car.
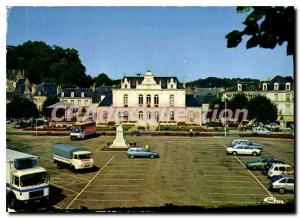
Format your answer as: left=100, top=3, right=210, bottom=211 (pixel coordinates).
left=252, top=127, right=271, bottom=134
left=226, top=144, right=261, bottom=156
left=268, top=163, right=293, bottom=178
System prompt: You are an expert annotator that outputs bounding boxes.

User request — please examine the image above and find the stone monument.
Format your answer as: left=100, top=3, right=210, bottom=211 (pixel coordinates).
left=109, top=123, right=130, bottom=149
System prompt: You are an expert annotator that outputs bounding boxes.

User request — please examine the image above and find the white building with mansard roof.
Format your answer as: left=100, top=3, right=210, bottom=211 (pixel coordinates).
left=96, top=71, right=202, bottom=126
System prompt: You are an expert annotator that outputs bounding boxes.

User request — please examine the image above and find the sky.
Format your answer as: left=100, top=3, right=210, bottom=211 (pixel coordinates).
left=6, top=6, right=293, bottom=82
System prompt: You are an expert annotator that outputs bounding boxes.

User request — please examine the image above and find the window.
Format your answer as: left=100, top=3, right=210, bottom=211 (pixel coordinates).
left=103, top=111, right=108, bottom=121
left=71, top=100, right=74, bottom=104
left=138, top=111, right=143, bottom=120
left=287, top=178, right=294, bottom=183
left=146, top=94, right=151, bottom=106
left=14, top=176, right=19, bottom=185
left=286, top=94, right=290, bottom=102
left=188, top=111, right=194, bottom=122
left=279, top=167, right=286, bottom=171
left=279, top=179, right=287, bottom=184
left=78, top=100, right=81, bottom=104
left=71, top=92, right=74, bottom=97
left=275, top=94, right=278, bottom=101
left=274, top=167, right=279, bottom=171
left=286, top=83, right=291, bottom=90
left=154, top=111, right=159, bottom=122
left=61, top=92, right=64, bottom=97
left=169, top=94, right=174, bottom=106
left=125, top=84, right=128, bottom=89
left=138, top=94, right=143, bottom=106
left=123, top=94, right=128, bottom=107
left=74, top=154, right=78, bottom=159
left=81, top=92, right=84, bottom=97
left=274, top=83, right=279, bottom=90
left=85, top=100, right=88, bottom=104
left=123, top=111, right=129, bottom=121
left=147, top=111, right=151, bottom=120
left=171, top=85, right=174, bottom=89
left=170, top=111, right=175, bottom=121
left=154, top=94, right=159, bottom=106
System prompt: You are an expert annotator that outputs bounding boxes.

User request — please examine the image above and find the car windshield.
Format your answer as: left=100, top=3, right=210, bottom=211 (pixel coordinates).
left=72, top=127, right=82, bottom=133
left=79, top=154, right=92, bottom=159
left=20, top=172, right=48, bottom=187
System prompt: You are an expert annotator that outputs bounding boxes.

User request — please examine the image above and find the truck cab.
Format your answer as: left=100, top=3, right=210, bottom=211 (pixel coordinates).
left=6, top=149, right=50, bottom=209
left=72, top=151, right=94, bottom=170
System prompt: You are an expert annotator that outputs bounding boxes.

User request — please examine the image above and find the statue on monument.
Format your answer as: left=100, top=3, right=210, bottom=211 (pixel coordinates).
left=109, top=118, right=130, bottom=149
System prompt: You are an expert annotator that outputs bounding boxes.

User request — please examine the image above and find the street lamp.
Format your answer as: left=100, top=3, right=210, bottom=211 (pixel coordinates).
left=222, top=94, right=227, bottom=137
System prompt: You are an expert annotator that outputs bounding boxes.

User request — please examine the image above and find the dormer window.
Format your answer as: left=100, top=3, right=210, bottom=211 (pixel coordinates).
left=71, top=92, right=74, bottom=97
left=61, top=92, right=64, bottom=97
left=81, top=92, right=84, bottom=98
left=263, top=83, right=268, bottom=91
left=125, top=85, right=128, bottom=89
left=237, top=83, right=242, bottom=91
left=274, top=83, right=279, bottom=91
left=286, top=82, right=291, bottom=90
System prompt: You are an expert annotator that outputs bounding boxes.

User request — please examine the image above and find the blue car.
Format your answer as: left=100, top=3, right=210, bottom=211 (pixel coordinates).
left=127, top=148, right=159, bottom=159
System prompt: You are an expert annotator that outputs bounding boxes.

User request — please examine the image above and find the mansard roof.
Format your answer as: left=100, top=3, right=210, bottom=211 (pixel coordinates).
left=121, top=76, right=185, bottom=89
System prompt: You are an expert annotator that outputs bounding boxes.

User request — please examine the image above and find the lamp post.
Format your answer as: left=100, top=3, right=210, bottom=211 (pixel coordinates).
left=222, top=94, right=227, bottom=137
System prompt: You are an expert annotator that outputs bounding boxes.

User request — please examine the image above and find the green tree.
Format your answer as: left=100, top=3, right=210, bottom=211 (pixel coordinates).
left=228, top=93, right=248, bottom=110
left=226, top=6, right=294, bottom=56
left=7, top=96, right=39, bottom=120
left=246, top=95, right=278, bottom=124
left=41, top=96, right=59, bottom=117
left=93, top=73, right=113, bottom=86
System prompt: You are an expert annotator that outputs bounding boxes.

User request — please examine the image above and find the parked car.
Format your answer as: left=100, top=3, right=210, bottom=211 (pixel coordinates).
left=268, top=163, right=292, bottom=178
left=262, top=159, right=286, bottom=175
left=230, top=139, right=262, bottom=150
left=265, top=122, right=281, bottom=132
left=226, top=144, right=261, bottom=156
left=252, top=127, right=271, bottom=134
left=127, top=147, right=159, bottom=159
left=268, top=175, right=294, bottom=194
left=245, top=156, right=275, bottom=170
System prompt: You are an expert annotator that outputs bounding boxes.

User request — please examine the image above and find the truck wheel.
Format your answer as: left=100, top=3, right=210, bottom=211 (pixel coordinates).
left=232, top=151, right=237, bottom=156
left=150, top=154, right=155, bottom=159
left=57, top=162, right=62, bottom=169
left=252, top=152, right=258, bottom=156
left=279, top=188, right=286, bottom=194
left=70, top=165, right=76, bottom=173
left=8, top=194, right=18, bottom=210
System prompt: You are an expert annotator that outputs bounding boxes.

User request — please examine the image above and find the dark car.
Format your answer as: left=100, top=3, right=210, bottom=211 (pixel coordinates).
left=262, top=159, right=285, bottom=175
left=245, top=156, right=275, bottom=170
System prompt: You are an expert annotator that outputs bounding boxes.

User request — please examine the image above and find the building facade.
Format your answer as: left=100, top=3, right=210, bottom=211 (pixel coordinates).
left=222, top=76, right=294, bottom=127
left=97, top=71, right=202, bottom=126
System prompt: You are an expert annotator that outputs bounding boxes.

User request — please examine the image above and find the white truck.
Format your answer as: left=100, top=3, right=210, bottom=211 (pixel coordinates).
left=53, top=143, right=94, bottom=172
left=6, top=149, right=50, bottom=209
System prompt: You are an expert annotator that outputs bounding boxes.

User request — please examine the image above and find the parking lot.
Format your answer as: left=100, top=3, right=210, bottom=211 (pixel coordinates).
left=6, top=133, right=295, bottom=210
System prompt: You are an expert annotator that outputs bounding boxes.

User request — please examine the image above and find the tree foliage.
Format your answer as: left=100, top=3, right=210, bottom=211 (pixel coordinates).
left=7, top=96, right=39, bottom=120
left=246, top=95, right=278, bottom=124
left=226, top=6, right=295, bottom=56
left=41, top=96, right=59, bottom=117
left=187, top=77, right=259, bottom=88
left=227, top=93, right=248, bottom=110
left=7, top=41, right=89, bottom=88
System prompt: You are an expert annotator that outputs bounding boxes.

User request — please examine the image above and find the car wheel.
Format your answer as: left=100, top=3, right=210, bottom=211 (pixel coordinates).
left=232, top=151, right=237, bottom=156
left=130, top=155, right=134, bottom=159
left=150, top=154, right=155, bottom=159
left=252, top=152, right=258, bottom=156
left=279, top=188, right=285, bottom=194
left=252, top=166, right=257, bottom=171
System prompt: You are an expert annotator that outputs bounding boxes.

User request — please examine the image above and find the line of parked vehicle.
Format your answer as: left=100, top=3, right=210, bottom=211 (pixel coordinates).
left=226, top=139, right=294, bottom=194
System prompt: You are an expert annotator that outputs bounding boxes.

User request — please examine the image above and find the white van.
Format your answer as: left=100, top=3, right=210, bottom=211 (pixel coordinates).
left=268, top=163, right=292, bottom=177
